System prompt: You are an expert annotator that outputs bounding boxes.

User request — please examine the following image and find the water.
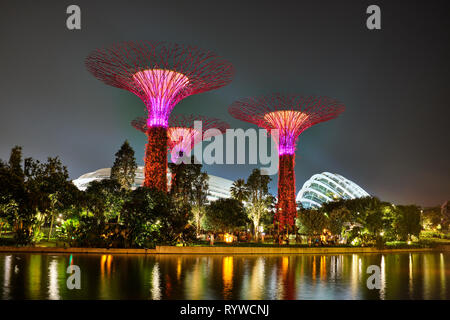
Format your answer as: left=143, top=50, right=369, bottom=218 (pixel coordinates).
left=0, top=252, right=449, bottom=300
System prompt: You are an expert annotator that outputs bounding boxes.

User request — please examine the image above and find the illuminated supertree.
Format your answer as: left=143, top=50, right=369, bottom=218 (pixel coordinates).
left=132, top=113, right=229, bottom=192
left=85, top=41, right=234, bottom=191
left=229, top=93, right=345, bottom=235
left=131, top=113, right=229, bottom=161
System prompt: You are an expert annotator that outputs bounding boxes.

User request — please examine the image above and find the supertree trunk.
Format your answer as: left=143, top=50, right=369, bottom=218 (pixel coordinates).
left=145, top=126, right=168, bottom=191
left=275, top=154, right=297, bottom=234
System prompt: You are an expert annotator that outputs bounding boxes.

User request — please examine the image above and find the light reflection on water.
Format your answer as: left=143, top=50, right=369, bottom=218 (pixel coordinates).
left=0, top=252, right=449, bottom=300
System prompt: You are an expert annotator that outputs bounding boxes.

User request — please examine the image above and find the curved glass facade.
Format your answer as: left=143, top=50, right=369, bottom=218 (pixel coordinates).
left=296, top=172, right=369, bottom=209
left=73, top=166, right=233, bottom=202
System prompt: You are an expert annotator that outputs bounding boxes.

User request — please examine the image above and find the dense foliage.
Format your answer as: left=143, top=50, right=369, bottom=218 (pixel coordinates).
left=0, top=145, right=447, bottom=248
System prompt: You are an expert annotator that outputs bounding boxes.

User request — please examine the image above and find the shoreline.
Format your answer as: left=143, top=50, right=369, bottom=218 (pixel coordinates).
left=0, top=245, right=449, bottom=255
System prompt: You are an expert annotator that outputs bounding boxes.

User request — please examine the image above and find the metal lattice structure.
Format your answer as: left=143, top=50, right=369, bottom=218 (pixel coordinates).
left=132, top=113, right=229, bottom=161
left=229, top=93, right=345, bottom=234
left=86, top=41, right=234, bottom=191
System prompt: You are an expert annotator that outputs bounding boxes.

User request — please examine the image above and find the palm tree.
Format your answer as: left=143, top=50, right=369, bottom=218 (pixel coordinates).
left=230, top=179, right=249, bottom=203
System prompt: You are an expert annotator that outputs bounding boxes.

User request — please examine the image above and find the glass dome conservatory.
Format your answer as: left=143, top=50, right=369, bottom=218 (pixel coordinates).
left=296, top=172, right=369, bottom=209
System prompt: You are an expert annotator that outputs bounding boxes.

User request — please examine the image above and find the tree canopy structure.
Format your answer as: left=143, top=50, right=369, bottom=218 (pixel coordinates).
left=86, top=41, right=234, bottom=191
left=229, top=93, right=345, bottom=234
left=132, top=114, right=229, bottom=163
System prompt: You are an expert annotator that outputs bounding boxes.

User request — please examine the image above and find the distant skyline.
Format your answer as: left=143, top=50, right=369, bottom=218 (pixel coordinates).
left=0, top=0, right=449, bottom=206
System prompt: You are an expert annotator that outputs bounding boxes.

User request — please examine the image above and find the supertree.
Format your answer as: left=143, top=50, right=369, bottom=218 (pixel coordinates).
left=85, top=41, right=234, bottom=191
left=132, top=113, right=229, bottom=192
left=229, top=93, right=345, bottom=235
left=131, top=113, right=229, bottom=162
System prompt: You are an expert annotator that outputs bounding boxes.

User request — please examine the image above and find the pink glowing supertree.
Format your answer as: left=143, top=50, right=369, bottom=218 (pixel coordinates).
left=86, top=41, right=234, bottom=191
left=229, top=93, right=345, bottom=235
left=131, top=113, right=229, bottom=161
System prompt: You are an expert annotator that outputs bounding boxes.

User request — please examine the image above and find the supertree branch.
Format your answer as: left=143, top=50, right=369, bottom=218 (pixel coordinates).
left=86, top=41, right=234, bottom=127
left=229, top=93, right=345, bottom=154
left=132, top=113, right=229, bottom=160
left=228, top=93, right=345, bottom=232
left=86, top=41, right=233, bottom=192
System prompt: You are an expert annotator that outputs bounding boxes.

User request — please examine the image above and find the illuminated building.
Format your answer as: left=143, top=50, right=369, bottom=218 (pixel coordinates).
left=73, top=167, right=232, bottom=202
left=296, top=172, right=370, bottom=209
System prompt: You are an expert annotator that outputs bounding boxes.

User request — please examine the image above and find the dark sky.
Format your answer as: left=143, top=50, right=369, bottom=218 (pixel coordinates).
left=0, top=0, right=449, bottom=207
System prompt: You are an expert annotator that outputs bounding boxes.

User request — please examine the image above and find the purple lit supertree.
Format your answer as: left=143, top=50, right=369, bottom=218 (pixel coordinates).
left=131, top=113, right=229, bottom=162
left=229, top=93, right=345, bottom=235
left=132, top=114, right=229, bottom=191
left=85, top=41, right=234, bottom=191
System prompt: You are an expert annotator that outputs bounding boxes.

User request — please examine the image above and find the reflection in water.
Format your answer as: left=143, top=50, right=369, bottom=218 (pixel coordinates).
left=351, top=254, right=358, bottom=299
left=440, top=253, right=446, bottom=298
left=100, top=254, right=113, bottom=276
left=222, top=256, right=233, bottom=299
left=150, top=262, right=161, bottom=300
left=241, top=257, right=265, bottom=299
left=3, top=255, right=11, bottom=299
left=379, top=255, right=385, bottom=300
left=423, top=254, right=430, bottom=300
left=409, top=254, right=413, bottom=299
left=0, top=252, right=449, bottom=300
left=320, top=256, right=326, bottom=280
left=176, top=258, right=181, bottom=280
left=48, top=259, right=60, bottom=300
left=312, top=256, right=316, bottom=281
left=185, top=258, right=205, bottom=299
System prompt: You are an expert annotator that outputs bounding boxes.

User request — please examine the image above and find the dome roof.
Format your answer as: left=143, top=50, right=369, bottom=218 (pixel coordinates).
left=296, top=172, right=369, bottom=209
left=73, top=166, right=232, bottom=201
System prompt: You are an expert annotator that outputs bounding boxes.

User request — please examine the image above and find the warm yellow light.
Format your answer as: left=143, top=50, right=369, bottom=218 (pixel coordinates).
left=224, top=233, right=233, bottom=243
left=133, top=69, right=190, bottom=97
left=263, top=110, right=309, bottom=131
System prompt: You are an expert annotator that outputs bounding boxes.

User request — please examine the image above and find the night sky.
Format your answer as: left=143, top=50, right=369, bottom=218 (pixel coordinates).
left=0, top=0, right=449, bottom=207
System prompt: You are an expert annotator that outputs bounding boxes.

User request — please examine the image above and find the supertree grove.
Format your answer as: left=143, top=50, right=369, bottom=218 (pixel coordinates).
left=229, top=93, right=345, bottom=235
left=132, top=113, right=229, bottom=191
left=85, top=41, right=234, bottom=191
left=131, top=113, right=229, bottom=162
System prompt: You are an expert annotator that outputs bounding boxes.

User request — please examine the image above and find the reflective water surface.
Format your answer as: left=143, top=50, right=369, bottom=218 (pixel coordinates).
left=0, top=252, right=449, bottom=299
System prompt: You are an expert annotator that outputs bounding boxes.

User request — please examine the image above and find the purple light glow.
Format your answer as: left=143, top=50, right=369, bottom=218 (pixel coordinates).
left=264, top=110, right=309, bottom=155
left=133, top=69, right=190, bottom=128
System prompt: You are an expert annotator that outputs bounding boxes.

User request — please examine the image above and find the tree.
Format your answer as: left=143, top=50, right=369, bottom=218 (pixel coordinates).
left=191, top=171, right=209, bottom=235
left=85, top=179, right=126, bottom=222
left=0, top=147, right=78, bottom=244
left=46, top=192, right=60, bottom=240
left=5, top=146, right=35, bottom=244
left=121, top=187, right=195, bottom=248
left=327, top=207, right=351, bottom=237
left=230, top=171, right=273, bottom=240
left=296, top=207, right=327, bottom=241
left=393, top=205, right=422, bottom=241
left=110, top=140, right=137, bottom=190
left=230, top=179, right=249, bottom=203
left=421, top=207, right=442, bottom=230
left=8, top=146, right=24, bottom=177
left=204, top=198, right=249, bottom=233
left=169, top=157, right=209, bottom=235
left=440, top=201, right=450, bottom=231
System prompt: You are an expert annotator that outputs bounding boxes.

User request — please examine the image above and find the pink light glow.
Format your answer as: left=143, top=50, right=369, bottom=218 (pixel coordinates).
left=263, top=110, right=309, bottom=155
left=168, top=127, right=202, bottom=158
left=133, top=69, right=190, bottom=127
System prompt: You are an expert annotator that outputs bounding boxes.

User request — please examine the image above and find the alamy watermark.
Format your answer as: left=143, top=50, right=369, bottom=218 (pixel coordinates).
left=171, top=121, right=280, bottom=176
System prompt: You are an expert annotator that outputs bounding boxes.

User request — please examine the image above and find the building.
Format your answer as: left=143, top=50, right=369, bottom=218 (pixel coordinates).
left=72, top=166, right=233, bottom=202
left=296, top=172, right=370, bottom=209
